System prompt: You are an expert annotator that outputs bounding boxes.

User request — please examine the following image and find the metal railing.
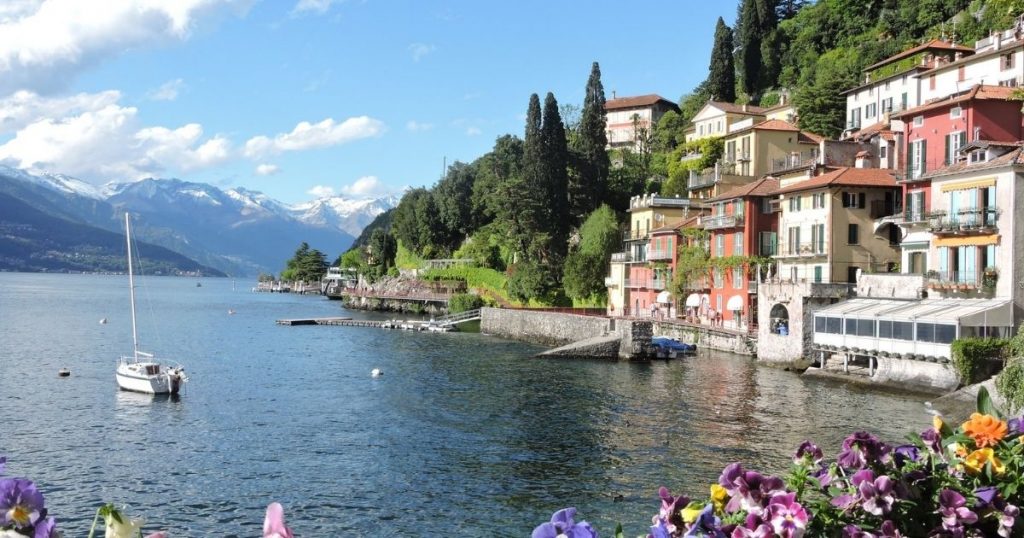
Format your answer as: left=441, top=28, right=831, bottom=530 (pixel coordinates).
left=771, top=149, right=818, bottom=172
left=775, top=241, right=828, bottom=257
left=624, top=278, right=670, bottom=290
left=689, top=161, right=739, bottom=190
left=701, top=214, right=742, bottom=230
left=610, top=252, right=632, bottom=263
left=926, top=208, right=999, bottom=232
left=647, top=249, right=673, bottom=261
left=623, top=229, right=649, bottom=242
left=927, top=271, right=982, bottom=287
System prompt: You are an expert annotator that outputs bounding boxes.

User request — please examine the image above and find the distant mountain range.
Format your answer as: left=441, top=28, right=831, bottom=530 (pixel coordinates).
left=0, top=166, right=398, bottom=276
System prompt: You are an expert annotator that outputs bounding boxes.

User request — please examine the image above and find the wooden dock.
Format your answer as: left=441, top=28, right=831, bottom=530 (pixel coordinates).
left=276, top=309, right=481, bottom=331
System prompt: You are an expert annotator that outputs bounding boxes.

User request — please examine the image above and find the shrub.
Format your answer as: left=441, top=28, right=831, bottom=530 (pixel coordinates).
left=448, top=293, right=484, bottom=314
left=951, top=337, right=1007, bottom=385
left=997, top=357, right=1024, bottom=414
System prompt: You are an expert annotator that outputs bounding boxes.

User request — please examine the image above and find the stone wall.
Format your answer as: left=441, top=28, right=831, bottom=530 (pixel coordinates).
left=857, top=274, right=926, bottom=299
left=757, top=281, right=853, bottom=368
left=808, top=354, right=960, bottom=393
left=341, top=296, right=447, bottom=315
left=480, top=308, right=614, bottom=347
left=652, top=323, right=754, bottom=355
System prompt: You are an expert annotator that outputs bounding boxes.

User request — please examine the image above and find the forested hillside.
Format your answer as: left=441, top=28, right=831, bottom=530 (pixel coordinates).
left=341, top=0, right=1024, bottom=306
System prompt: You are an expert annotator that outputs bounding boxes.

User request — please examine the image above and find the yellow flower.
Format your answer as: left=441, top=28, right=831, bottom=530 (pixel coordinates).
left=961, top=413, right=1008, bottom=448
left=949, top=442, right=968, bottom=458
left=963, top=448, right=1005, bottom=475
left=681, top=505, right=703, bottom=525
left=710, top=484, right=728, bottom=513
left=933, top=415, right=944, bottom=432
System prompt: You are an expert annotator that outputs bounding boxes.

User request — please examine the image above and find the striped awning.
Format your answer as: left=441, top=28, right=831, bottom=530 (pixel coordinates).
left=940, top=177, right=996, bottom=192
left=934, top=234, right=999, bottom=247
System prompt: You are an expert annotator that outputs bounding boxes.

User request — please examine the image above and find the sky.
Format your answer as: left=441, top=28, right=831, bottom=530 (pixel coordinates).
left=0, top=0, right=740, bottom=204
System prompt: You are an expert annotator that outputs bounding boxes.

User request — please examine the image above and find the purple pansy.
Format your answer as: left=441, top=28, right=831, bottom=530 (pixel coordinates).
left=837, top=432, right=889, bottom=470
left=650, top=486, right=689, bottom=536
left=999, top=504, right=1019, bottom=538
left=764, top=492, right=807, bottom=538
left=892, top=445, right=919, bottom=468
left=729, top=514, right=773, bottom=538
left=0, top=478, right=45, bottom=529
left=718, top=464, right=784, bottom=516
left=919, top=428, right=942, bottom=455
left=938, top=488, right=978, bottom=532
left=974, top=486, right=998, bottom=509
left=532, top=507, right=598, bottom=538
left=793, top=441, right=823, bottom=466
left=851, top=469, right=896, bottom=516
left=33, top=515, right=58, bottom=538
left=0, top=456, right=5, bottom=475
left=684, top=503, right=726, bottom=538
left=1007, top=416, right=1024, bottom=436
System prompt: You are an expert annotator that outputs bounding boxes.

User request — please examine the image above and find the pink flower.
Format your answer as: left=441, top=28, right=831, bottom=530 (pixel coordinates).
left=263, top=503, right=293, bottom=538
left=764, top=493, right=807, bottom=538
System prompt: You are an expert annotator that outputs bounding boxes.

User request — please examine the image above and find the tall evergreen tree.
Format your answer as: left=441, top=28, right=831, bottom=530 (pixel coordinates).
left=737, top=0, right=779, bottom=101
left=707, top=17, right=737, bottom=102
left=570, top=62, right=610, bottom=226
left=540, top=92, right=570, bottom=261
left=520, top=93, right=546, bottom=254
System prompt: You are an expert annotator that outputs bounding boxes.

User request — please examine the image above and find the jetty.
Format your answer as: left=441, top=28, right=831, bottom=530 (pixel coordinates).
left=276, top=309, right=482, bottom=331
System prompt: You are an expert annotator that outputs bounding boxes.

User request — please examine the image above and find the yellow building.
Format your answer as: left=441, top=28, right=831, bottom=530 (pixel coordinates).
left=684, top=101, right=766, bottom=143
left=689, top=119, right=821, bottom=200
left=772, top=167, right=902, bottom=284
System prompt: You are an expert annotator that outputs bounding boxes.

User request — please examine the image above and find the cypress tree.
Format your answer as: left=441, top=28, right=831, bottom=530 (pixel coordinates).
left=519, top=94, right=546, bottom=255
left=570, top=62, right=610, bottom=226
left=707, top=17, right=736, bottom=103
left=540, top=92, right=570, bottom=260
left=737, top=0, right=763, bottom=100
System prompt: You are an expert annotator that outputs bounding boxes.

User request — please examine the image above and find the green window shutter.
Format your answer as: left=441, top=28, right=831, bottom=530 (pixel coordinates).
left=921, top=142, right=927, bottom=174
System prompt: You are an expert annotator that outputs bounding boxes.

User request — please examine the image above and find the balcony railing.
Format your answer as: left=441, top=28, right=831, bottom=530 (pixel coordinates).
left=625, top=278, right=670, bottom=290
left=701, top=214, right=742, bottom=230
left=604, top=276, right=618, bottom=288
left=647, top=249, right=673, bottom=261
left=771, top=149, right=819, bottom=172
left=926, top=208, right=999, bottom=234
left=926, top=271, right=989, bottom=292
left=775, top=241, right=828, bottom=258
left=623, top=229, right=649, bottom=242
left=610, top=252, right=632, bottom=263
left=689, top=161, right=739, bottom=191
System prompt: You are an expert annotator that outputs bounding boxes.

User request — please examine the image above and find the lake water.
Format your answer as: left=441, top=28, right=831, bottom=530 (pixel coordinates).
left=0, top=273, right=936, bottom=536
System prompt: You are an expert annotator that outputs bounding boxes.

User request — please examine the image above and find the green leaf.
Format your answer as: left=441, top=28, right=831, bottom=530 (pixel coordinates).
left=977, top=386, right=1004, bottom=419
left=614, top=522, right=623, bottom=538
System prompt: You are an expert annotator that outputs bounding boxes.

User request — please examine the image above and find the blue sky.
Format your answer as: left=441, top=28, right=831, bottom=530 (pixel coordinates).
left=0, top=0, right=739, bottom=204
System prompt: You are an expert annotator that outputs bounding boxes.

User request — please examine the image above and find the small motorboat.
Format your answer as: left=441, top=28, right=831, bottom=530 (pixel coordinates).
left=58, top=368, right=71, bottom=377
left=650, top=337, right=696, bottom=359
left=371, top=368, right=383, bottom=377
left=99, top=318, right=108, bottom=325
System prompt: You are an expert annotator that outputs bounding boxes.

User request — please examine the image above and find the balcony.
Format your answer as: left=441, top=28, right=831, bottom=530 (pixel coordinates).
left=926, top=271, right=988, bottom=292
left=775, top=241, right=828, bottom=258
left=688, top=161, right=738, bottom=191
left=610, top=252, right=632, bottom=263
left=625, top=278, right=670, bottom=290
left=846, top=119, right=861, bottom=130
left=623, top=229, right=649, bottom=242
left=604, top=276, right=619, bottom=288
left=701, top=213, right=742, bottom=230
left=647, top=249, right=673, bottom=261
left=926, top=208, right=999, bottom=234
left=770, top=149, right=818, bottom=173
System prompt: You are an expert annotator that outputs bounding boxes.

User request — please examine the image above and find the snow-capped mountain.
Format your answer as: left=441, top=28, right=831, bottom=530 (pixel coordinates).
left=289, top=194, right=399, bottom=236
left=0, top=167, right=399, bottom=276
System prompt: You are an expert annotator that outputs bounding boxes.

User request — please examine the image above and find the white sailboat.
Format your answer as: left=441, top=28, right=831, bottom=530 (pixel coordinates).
left=115, top=212, right=188, bottom=395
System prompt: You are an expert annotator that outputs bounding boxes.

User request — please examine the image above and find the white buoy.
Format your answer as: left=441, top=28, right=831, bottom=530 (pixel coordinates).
left=99, top=318, right=107, bottom=324
left=371, top=368, right=382, bottom=377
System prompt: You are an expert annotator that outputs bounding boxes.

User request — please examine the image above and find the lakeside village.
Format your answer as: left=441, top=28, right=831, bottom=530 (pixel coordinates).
left=269, top=23, right=1024, bottom=401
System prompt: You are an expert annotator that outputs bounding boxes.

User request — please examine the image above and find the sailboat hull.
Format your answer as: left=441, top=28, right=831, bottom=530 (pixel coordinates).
left=116, top=361, right=184, bottom=395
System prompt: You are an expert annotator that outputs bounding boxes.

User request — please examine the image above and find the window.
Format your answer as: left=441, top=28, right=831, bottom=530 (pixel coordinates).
left=879, top=320, right=915, bottom=340
left=699, top=125, right=704, bottom=136
left=913, top=115, right=924, bottom=127
left=880, top=145, right=888, bottom=159
left=865, top=103, right=877, bottom=119
left=787, top=226, right=801, bottom=254
left=950, top=106, right=963, bottom=119
left=958, top=65, right=966, bottom=82
left=842, top=192, right=866, bottom=208
left=884, top=80, right=890, bottom=90
left=717, top=120, right=723, bottom=132
left=848, top=223, right=860, bottom=245
left=713, top=268, right=723, bottom=289
left=811, top=224, right=826, bottom=253
left=999, top=78, right=1019, bottom=87
left=850, top=108, right=861, bottom=128
left=946, top=131, right=966, bottom=164
left=970, top=149, right=986, bottom=163
left=882, top=97, right=893, bottom=113
left=733, top=267, right=743, bottom=289
left=909, top=139, right=926, bottom=178
left=812, top=193, right=826, bottom=209
left=917, top=323, right=957, bottom=344
left=761, top=198, right=773, bottom=214
left=716, top=234, right=725, bottom=256
left=789, top=196, right=801, bottom=212
left=845, top=318, right=857, bottom=335
left=813, top=266, right=823, bottom=283
left=855, top=319, right=876, bottom=337
left=826, top=317, right=842, bottom=334
left=734, top=231, right=744, bottom=255
left=1002, top=53, right=1015, bottom=70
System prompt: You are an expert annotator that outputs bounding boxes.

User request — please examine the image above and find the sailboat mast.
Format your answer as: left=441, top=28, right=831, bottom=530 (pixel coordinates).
left=125, top=212, right=140, bottom=361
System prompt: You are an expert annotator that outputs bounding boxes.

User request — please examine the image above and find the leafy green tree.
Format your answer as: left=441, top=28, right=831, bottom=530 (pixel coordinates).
left=433, top=161, right=476, bottom=250
left=708, top=17, right=737, bottom=102
left=563, top=205, right=620, bottom=301
left=507, top=259, right=549, bottom=302
left=391, top=188, right=442, bottom=256
left=367, top=228, right=397, bottom=274
left=654, top=110, right=686, bottom=152
left=281, top=241, right=328, bottom=282
left=570, top=62, right=610, bottom=225
left=678, top=81, right=711, bottom=124
left=793, top=47, right=860, bottom=138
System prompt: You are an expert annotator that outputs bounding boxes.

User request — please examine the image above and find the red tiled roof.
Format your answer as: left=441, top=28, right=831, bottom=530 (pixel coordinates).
left=671, top=214, right=705, bottom=230
left=707, top=101, right=766, bottom=115
left=710, top=177, right=781, bottom=201
left=893, top=85, right=1018, bottom=118
left=772, top=167, right=898, bottom=195
left=799, top=131, right=825, bottom=144
left=855, top=150, right=872, bottom=158
left=863, top=39, right=973, bottom=72
left=844, top=119, right=888, bottom=141
left=605, top=94, right=679, bottom=111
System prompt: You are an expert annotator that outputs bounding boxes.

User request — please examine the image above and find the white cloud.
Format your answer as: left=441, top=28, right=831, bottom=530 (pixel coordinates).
left=408, top=42, right=435, bottom=62
left=0, top=90, right=233, bottom=182
left=341, top=175, right=384, bottom=196
left=0, top=89, right=121, bottom=133
left=255, top=163, right=280, bottom=176
left=0, top=0, right=252, bottom=94
left=147, top=78, right=185, bottom=101
left=406, top=120, right=433, bottom=132
left=466, top=126, right=482, bottom=136
left=292, top=0, right=338, bottom=14
left=307, top=184, right=335, bottom=198
left=243, top=116, right=385, bottom=158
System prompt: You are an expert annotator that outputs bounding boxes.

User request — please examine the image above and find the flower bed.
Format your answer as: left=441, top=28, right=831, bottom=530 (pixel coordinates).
left=534, top=387, right=1024, bottom=537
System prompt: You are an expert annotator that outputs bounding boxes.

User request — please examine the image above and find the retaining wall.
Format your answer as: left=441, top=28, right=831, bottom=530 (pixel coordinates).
left=651, top=323, right=754, bottom=356
left=480, top=307, right=613, bottom=347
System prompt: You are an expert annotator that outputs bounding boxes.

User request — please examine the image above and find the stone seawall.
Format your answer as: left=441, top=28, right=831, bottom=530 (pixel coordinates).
left=651, top=322, right=755, bottom=356
left=480, top=307, right=614, bottom=348
left=340, top=296, right=448, bottom=315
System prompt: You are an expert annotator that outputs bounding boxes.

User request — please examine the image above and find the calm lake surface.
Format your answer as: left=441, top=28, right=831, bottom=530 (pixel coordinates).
left=0, top=273, right=936, bottom=536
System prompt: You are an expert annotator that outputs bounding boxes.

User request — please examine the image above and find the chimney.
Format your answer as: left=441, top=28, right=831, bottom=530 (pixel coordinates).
left=995, top=32, right=1003, bottom=50
left=612, top=90, right=617, bottom=99
left=955, top=51, right=963, bottom=60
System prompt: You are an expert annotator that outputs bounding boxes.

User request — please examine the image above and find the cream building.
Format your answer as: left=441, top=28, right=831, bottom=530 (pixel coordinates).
left=684, top=101, right=766, bottom=143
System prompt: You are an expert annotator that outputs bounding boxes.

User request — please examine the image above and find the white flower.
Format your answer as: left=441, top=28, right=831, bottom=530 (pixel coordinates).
left=105, top=515, right=144, bottom=538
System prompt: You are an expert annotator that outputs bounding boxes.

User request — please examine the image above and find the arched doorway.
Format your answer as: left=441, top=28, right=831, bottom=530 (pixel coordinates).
left=769, top=303, right=790, bottom=335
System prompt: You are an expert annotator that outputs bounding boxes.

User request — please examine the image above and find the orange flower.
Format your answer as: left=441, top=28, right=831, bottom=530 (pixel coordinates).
left=961, top=413, right=1008, bottom=448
